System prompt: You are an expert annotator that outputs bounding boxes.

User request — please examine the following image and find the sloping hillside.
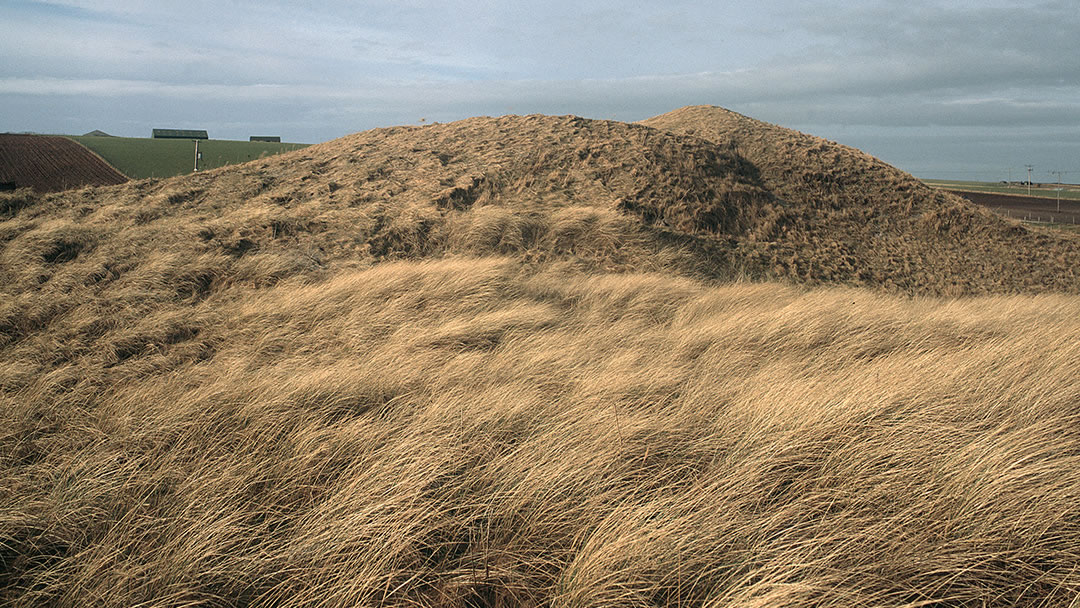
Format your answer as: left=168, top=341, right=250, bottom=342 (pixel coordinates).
left=3, top=110, right=1079, bottom=394
left=5, top=111, right=1078, bottom=309
left=642, top=106, right=925, bottom=210
left=0, top=114, right=779, bottom=392
left=4, top=256, right=1080, bottom=608
left=0, top=134, right=128, bottom=193
left=4, top=109, right=1080, bottom=607
left=642, top=106, right=1080, bottom=294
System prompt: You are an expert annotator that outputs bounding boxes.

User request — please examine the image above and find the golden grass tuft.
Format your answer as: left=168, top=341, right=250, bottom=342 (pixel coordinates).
left=3, top=257, right=1080, bottom=606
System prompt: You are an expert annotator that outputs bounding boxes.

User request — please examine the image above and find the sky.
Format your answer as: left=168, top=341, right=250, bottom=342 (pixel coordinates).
left=1, top=0, right=1077, bottom=181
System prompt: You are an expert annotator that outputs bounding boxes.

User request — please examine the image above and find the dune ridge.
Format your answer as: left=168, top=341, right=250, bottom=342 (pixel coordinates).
left=2, top=107, right=1079, bottom=607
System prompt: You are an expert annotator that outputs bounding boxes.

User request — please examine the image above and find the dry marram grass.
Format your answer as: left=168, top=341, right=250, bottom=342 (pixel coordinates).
left=2, top=107, right=1080, bottom=607
left=3, top=259, right=1080, bottom=606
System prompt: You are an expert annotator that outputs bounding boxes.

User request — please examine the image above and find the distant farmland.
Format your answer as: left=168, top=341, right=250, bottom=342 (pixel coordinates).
left=923, top=179, right=1080, bottom=226
left=68, top=135, right=309, bottom=179
left=0, top=134, right=128, bottom=193
left=923, top=178, right=1080, bottom=201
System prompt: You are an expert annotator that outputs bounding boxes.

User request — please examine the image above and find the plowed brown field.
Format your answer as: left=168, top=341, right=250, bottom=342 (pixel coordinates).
left=0, top=134, right=128, bottom=192
left=948, top=189, right=1080, bottom=225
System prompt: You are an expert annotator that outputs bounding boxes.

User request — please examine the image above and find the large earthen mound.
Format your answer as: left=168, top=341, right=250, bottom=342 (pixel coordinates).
left=0, top=114, right=773, bottom=367
left=642, top=106, right=1080, bottom=294
left=2, top=108, right=1077, bottom=335
left=5, top=109, right=1080, bottom=608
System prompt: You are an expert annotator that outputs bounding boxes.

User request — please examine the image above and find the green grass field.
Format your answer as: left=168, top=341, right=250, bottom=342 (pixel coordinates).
left=922, top=178, right=1080, bottom=201
left=68, top=135, right=309, bottom=179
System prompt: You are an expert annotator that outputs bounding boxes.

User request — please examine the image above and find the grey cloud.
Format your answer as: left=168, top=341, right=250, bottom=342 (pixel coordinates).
left=739, top=94, right=1080, bottom=128
left=791, top=1, right=1080, bottom=92
left=5, top=0, right=1078, bottom=180
left=6, top=68, right=1078, bottom=130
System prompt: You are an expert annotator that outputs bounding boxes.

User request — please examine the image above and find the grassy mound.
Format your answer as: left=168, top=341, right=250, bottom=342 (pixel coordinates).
left=3, top=108, right=1080, bottom=607
left=5, top=111, right=1077, bottom=303
left=0, top=114, right=777, bottom=383
left=642, top=106, right=1080, bottom=294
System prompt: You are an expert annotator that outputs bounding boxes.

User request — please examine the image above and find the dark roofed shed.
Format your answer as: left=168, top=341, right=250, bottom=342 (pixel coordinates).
left=153, top=129, right=208, bottom=140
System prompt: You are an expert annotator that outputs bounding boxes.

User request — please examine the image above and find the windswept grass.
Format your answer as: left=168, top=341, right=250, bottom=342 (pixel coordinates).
left=3, top=257, right=1080, bottom=607
left=642, top=106, right=1080, bottom=294
left=3, top=108, right=1080, bottom=607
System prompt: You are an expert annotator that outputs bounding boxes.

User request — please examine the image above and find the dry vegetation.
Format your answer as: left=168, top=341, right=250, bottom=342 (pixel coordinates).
left=642, top=106, right=1080, bottom=294
left=2, top=107, right=1080, bottom=607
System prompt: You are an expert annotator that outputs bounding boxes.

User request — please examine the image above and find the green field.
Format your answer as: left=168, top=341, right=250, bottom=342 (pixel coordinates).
left=67, top=135, right=310, bottom=179
left=922, top=178, right=1080, bottom=201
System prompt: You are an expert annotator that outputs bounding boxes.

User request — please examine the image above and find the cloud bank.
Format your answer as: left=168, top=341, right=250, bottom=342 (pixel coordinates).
left=2, top=0, right=1077, bottom=178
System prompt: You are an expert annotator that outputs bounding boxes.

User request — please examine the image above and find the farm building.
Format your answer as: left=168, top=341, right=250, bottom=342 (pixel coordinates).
left=250, top=136, right=281, bottom=143
left=153, top=129, right=208, bottom=140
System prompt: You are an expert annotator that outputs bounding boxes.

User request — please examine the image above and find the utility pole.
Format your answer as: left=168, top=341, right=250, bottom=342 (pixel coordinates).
left=194, top=139, right=200, bottom=172
left=1050, top=171, right=1068, bottom=213
left=1025, top=164, right=1034, bottom=195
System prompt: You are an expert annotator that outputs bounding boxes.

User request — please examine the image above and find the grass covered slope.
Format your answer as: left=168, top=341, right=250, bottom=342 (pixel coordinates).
left=0, top=114, right=779, bottom=382
left=6, top=110, right=1075, bottom=303
left=642, top=106, right=1080, bottom=294
left=3, top=259, right=1080, bottom=606
left=4, top=108, right=1080, bottom=606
